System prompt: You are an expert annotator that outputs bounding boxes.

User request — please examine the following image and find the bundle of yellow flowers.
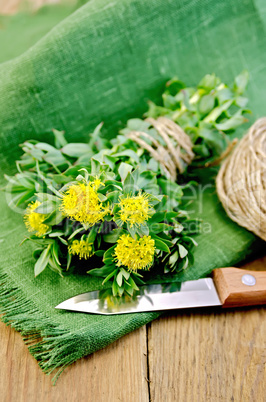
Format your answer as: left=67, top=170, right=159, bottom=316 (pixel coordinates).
left=4, top=72, right=249, bottom=296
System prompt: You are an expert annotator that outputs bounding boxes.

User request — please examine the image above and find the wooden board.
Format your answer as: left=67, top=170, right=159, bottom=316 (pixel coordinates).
left=0, top=0, right=72, bottom=15
left=0, top=323, right=149, bottom=402
left=1, top=257, right=265, bottom=401
left=148, top=303, right=266, bottom=401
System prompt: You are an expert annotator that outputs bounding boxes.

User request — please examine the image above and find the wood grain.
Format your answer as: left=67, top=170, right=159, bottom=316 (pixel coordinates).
left=0, top=323, right=149, bottom=402
left=0, top=0, right=71, bottom=15
left=213, top=267, right=266, bottom=307
left=148, top=306, right=266, bottom=402
left=148, top=257, right=266, bottom=402
left=1, top=261, right=265, bottom=402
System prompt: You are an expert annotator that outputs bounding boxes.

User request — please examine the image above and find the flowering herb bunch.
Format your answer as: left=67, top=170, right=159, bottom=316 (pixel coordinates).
left=4, top=72, right=250, bottom=296
left=145, top=71, right=250, bottom=167
left=88, top=72, right=250, bottom=178
left=5, top=136, right=197, bottom=296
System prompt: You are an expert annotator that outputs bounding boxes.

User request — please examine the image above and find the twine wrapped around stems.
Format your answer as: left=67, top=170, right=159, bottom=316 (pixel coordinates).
left=127, top=116, right=194, bottom=181
left=216, top=118, right=266, bottom=241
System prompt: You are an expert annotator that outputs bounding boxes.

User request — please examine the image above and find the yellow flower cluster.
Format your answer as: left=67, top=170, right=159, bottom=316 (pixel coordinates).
left=119, top=192, right=152, bottom=227
left=60, top=180, right=109, bottom=226
left=24, top=201, right=49, bottom=237
left=68, top=239, right=93, bottom=259
left=114, top=234, right=155, bottom=271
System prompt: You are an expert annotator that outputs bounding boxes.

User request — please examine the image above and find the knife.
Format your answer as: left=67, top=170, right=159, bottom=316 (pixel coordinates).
left=55, top=267, right=266, bottom=315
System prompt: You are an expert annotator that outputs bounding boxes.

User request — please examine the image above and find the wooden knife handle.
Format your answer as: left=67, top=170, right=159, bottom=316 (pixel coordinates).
left=213, top=267, right=266, bottom=308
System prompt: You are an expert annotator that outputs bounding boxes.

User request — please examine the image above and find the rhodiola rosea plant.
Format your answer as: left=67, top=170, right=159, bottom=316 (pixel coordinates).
left=4, top=72, right=249, bottom=296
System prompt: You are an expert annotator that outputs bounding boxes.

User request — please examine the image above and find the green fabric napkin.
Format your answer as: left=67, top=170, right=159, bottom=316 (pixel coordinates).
left=0, top=0, right=265, bottom=382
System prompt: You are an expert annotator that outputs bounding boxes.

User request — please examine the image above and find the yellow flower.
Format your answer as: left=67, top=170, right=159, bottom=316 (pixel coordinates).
left=24, top=201, right=49, bottom=237
left=114, top=234, right=155, bottom=271
left=60, top=180, right=109, bottom=226
left=119, top=192, right=152, bottom=227
left=68, top=239, right=93, bottom=259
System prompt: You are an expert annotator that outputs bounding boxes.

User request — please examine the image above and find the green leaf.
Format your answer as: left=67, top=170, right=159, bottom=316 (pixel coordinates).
left=182, top=236, right=198, bottom=247
left=127, top=224, right=136, bottom=239
left=169, top=251, right=179, bottom=266
left=61, top=143, right=93, bottom=158
left=53, top=129, right=68, bottom=148
left=43, top=210, right=64, bottom=226
left=146, top=193, right=164, bottom=206
left=90, top=158, right=101, bottom=175
left=58, top=237, right=68, bottom=246
left=112, top=280, right=119, bottom=296
left=103, top=155, right=116, bottom=170
left=128, top=276, right=139, bottom=291
left=234, top=70, right=249, bottom=95
left=15, top=190, right=35, bottom=206
left=136, top=223, right=149, bottom=237
left=97, top=193, right=107, bottom=202
left=66, top=253, right=72, bottom=271
left=126, top=118, right=151, bottom=131
left=36, top=193, right=60, bottom=202
left=52, top=242, right=61, bottom=266
left=199, top=94, right=215, bottom=115
left=124, top=282, right=135, bottom=296
left=95, top=250, right=105, bottom=257
left=102, top=269, right=117, bottom=284
left=197, top=125, right=225, bottom=154
left=204, top=99, right=233, bottom=123
left=216, top=87, right=233, bottom=103
left=112, top=150, right=139, bottom=163
left=48, top=256, right=63, bottom=277
left=103, top=228, right=126, bottom=243
left=87, top=224, right=99, bottom=243
left=152, top=233, right=172, bottom=247
left=215, top=110, right=248, bottom=131
left=68, top=227, right=85, bottom=240
left=123, top=171, right=135, bottom=195
left=178, top=244, right=188, bottom=258
left=88, top=122, right=104, bottom=149
left=116, top=270, right=123, bottom=287
left=34, top=200, right=57, bottom=214
left=102, top=257, right=114, bottom=266
left=34, top=245, right=51, bottom=277
left=154, top=239, right=170, bottom=253
left=148, top=211, right=166, bottom=223
left=149, top=222, right=173, bottom=234
left=103, top=245, right=116, bottom=262
left=117, top=285, right=125, bottom=297
left=198, top=73, right=221, bottom=89
left=235, top=96, right=248, bottom=108
left=49, top=231, right=64, bottom=237
left=118, top=162, right=133, bottom=182
left=88, top=265, right=116, bottom=277
left=120, top=268, right=130, bottom=280
left=106, top=190, right=121, bottom=203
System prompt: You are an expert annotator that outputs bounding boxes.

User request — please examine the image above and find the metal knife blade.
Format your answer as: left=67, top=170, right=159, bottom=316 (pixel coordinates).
left=55, top=278, right=222, bottom=315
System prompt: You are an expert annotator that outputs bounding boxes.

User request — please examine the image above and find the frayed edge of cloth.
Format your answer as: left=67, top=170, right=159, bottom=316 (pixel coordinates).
left=0, top=271, right=86, bottom=385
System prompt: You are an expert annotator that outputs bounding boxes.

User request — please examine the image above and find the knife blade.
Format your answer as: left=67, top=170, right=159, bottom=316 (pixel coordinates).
left=55, top=267, right=266, bottom=315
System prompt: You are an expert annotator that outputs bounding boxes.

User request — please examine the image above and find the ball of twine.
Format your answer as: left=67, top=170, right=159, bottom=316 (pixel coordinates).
left=127, top=116, right=195, bottom=181
left=216, top=118, right=266, bottom=241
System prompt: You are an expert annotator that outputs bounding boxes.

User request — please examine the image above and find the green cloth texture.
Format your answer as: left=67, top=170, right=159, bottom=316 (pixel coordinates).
left=0, top=0, right=266, bottom=381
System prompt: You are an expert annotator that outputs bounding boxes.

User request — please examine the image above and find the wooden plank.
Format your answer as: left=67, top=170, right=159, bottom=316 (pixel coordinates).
left=0, top=0, right=21, bottom=14
left=0, top=0, right=71, bottom=15
left=0, top=323, right=149, bottom=402
left=148, top=258, right=266, bottom=401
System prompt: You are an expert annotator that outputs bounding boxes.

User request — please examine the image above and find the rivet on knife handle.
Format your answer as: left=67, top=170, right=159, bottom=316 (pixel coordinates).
left=212, top=267, right=266, bottom=308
